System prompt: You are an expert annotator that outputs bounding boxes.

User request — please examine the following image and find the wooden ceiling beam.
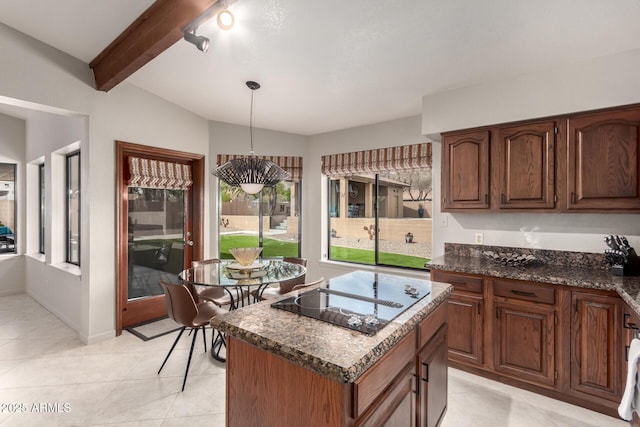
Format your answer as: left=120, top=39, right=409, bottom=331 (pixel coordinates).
left=90, top=0, right=220, bottom=92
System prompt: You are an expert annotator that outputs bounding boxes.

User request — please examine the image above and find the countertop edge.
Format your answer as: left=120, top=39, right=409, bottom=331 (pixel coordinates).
left=429, top=256, right=640, bottom=317
left=211, top=284, right=453, bottom=383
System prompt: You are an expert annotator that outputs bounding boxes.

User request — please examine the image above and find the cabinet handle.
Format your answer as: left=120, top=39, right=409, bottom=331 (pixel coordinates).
left=571, top=192, right=576, bottom=204
left=626, top=345, right=630, bottom=362
left=511, top=290, right=536, bottom=298
left=422, top=362, right=429, bottom=382
left=624, top=313, right=640, bottom=330
left=496, top=307, right=500, bottom=318
left=484, top=194, right=489, bottom=204
left=501, top=193, right=506, bottom=204
left=412, top=374, right=420, bottom=396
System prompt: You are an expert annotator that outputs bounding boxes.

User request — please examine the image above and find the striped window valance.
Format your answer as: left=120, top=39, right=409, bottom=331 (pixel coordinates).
left=128, top=157, right=193, bottom=190
left=217, top=154, right=303, bottom=182
left=321, top=143, right=432, bottom=177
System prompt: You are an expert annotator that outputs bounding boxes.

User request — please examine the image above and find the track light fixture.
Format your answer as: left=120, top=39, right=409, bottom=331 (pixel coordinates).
left=183, top=30, right=210, bottom=52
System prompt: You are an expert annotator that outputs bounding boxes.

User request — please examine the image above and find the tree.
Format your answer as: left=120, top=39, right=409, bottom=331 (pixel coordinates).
left=396, top=170, right=432, bottom=200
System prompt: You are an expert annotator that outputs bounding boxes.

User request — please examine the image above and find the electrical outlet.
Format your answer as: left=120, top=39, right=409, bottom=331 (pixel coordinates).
left=475, top=233, right=484, bottom=244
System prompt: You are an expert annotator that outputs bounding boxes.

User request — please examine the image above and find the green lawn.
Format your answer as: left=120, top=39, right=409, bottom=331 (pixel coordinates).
left=220, top=235, right=299, bottom=258
left=329, top=246, right=429, bottom=269
left=220, top=234, right=429, bottom=270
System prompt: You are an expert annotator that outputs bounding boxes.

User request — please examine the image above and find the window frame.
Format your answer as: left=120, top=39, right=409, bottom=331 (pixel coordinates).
left=217, top=180, right=302, bottom=259
left=0, top=163, right=16, bottom=255
left=65, top=151, right=80, bottom=265
left=326, top=173, right=430, bottom=271
left=39, top=162, right=45, bottom=254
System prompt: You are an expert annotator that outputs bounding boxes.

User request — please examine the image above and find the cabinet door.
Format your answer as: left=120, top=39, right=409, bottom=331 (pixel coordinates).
left=571, top=292, right=623, bottom=402
left=442, top=130, right=490, bottom=210
left=447, top=294, right=483, bottom=366
left=356, top=362, right=417, bottom=427
left=567, top=107, right=640, bottom=210
left=418, top=325, right=448, bottom=427
left=497, top=121, right=556, bottom=209
left=494, top=300, right=556, bottom=388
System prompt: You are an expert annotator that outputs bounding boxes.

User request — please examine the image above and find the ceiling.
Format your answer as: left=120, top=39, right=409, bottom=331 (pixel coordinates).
left=1, top=0, right=640, bottom=135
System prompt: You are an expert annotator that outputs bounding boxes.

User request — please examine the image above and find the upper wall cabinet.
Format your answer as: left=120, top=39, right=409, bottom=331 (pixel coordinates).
left=567, top=107, right=640, bottom=210
left=441, top=130, right=490, bottom=210
left=497, top=121, right=556, bottom=209
left=441, top=103, right=640, bottom=213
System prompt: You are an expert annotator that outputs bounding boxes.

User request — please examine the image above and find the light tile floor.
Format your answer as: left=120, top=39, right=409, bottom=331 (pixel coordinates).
left=0, top=293, right=629, bottom=426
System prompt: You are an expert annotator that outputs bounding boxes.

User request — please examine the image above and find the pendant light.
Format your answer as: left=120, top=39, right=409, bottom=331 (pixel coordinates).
left=212, top=81, right=290, bottom=194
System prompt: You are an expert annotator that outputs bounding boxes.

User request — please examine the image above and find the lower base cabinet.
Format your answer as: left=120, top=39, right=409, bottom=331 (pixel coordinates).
left=493, top=300, right=556, bottom=388
left=418, top=325, right=448, bottom=427
left=431, top=269, right=628, bottom=418
left=570, top=291, right=623, bottom=402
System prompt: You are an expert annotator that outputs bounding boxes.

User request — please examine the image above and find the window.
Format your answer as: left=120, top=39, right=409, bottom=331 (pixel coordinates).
left=39, top=163, right=45, bottom=254
left=219, top=180, right=301, bottom=259
left=323, top=144, right=432, bottom=270
left=0, top=163, right=16, bottom=254
left=66, top=152, right=80, bottom=265
left=217, top=154, right=303, bottom=260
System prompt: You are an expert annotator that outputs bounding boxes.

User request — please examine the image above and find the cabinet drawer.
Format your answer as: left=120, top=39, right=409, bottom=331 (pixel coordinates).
left=431, top=271, right=482, bottom=294
left=493, top=279, right=555, bottom=305
left=353, top=329, right=416, bottom=418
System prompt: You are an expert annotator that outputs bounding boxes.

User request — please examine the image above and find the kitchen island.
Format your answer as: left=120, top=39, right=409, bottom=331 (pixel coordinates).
left=210, top=270, right=453, bottom=427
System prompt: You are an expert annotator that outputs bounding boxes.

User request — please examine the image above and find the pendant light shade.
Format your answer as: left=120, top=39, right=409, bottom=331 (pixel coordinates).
left=212, top=81, right=290, bottom=194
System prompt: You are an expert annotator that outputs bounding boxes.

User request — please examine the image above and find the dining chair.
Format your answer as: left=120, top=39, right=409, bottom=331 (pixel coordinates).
left=158, top=280, right=227, bottom=391
left=190, top=259, right=245, bottom=309
left=256, top=258, right=310, bottom=301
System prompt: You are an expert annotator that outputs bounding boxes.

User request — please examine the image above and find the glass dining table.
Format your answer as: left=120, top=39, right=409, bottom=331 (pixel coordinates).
left=179, top=258, right=306, bottom=362
left=179, top=258, right=307, bottom=308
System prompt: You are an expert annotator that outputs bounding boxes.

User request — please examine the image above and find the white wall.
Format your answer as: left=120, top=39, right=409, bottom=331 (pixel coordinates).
left=0, top=113, right=25, bottom=296
left=0, top=22, right=210, bottom=343
left=307, top=116, right=428, bottom=280
left=23, top=112, right=85, bottom=330
left=423, top=48, right=640, bottom=258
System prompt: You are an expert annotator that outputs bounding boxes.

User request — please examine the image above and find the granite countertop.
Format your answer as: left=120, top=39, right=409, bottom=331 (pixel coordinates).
left=428, top=243, right=640, bottom=317
left=210, top=271, right=453, bottom=383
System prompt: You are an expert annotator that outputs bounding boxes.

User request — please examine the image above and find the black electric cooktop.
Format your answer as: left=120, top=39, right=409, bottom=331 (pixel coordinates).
left=270, top=270, right=431, bottom=335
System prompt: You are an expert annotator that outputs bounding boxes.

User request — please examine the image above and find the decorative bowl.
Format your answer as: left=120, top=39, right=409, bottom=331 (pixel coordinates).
left=483, top=250, right=537, bottom=267
left=229, top=247, right=263, bottom=266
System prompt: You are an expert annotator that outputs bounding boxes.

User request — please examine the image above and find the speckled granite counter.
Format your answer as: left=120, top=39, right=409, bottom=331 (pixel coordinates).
left=210, top=271, right=452, bottom=383
left=428, top=243, right=640, bottom=316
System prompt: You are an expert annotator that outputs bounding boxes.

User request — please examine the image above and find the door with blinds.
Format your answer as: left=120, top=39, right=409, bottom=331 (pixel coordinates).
left=116, top=141, right=205, bottom=331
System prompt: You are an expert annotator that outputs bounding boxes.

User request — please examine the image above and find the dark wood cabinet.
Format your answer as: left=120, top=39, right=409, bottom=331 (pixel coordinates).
left=567, top=107, right=640, bottom=210
left=441, top=130, right=490, bottom=210
left=357, top=362, right=416, bottom=427
left=570, top=291, right=623, bottom=402
left=441, top=103, right=640, bottom=213
left=497, top=121, right=556, bottom=209
left=417, top=325, right=448, bottom=427
left=491, top=277, right=557, bottom=388
left=493, top=300, right=556, bottom=388
left=430, top=271, right=483, bottom=367
left=431, top=267, right=629, bottom=418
